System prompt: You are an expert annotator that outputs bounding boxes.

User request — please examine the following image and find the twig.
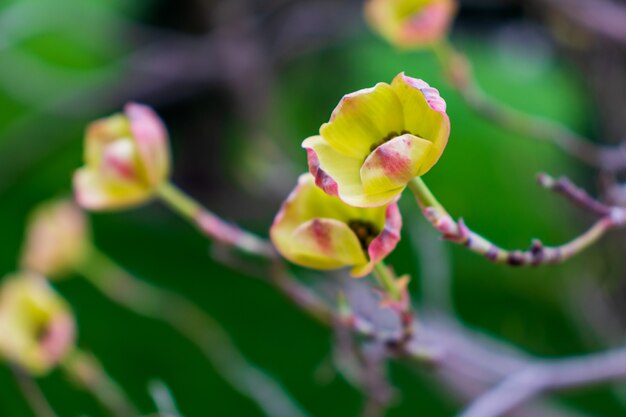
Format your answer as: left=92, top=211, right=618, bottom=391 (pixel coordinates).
left=457, top=347, right=626, bottom=417
left=148, top=380, right=185, bottom=417
left=408, top=176, right=626, bottom=266
left=433, top=41, right=626, bottom=170
left=78, top=247, right=311, bottom=417
left=157, top=182, right=277, bottom=258
left=12, top=367, right=59, bottom=417
left=61, top=349, right=139, bottom=417
left=537, top=173, right=613, bottom=216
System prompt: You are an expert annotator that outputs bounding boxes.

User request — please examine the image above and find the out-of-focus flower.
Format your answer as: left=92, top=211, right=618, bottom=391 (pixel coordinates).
left=74, top=103, right=170, bottom=211
left=303, top=73, right=449, bottom=208
left=21, top=199, right=89, bottom=279
left=270, top=174, right=402, bottom=277
left=0, top=273, right=76, bottom=375
left=365, top=0, right=457, bottom=48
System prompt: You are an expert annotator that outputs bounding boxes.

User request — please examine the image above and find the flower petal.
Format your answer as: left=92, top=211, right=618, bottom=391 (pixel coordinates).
left=271, top=174, right=394, bottom=272
left=303, top=136, right=402, bottom=208
left=351, top=203, right=402, bottom=277
left=399, top=1, right=456, bottom=47
left=391, top=73, right=450, bottom=175
left=74, top=168, right=153, bottom=211
left=361, top=134, right=432, bottom=195
left=85, top=114, right=131, bottom=168
left=320, top=83, right=404, bottom=158
left=125, top=103, right=170, bottom=186
left=289, top=218, right=368, bottom=269
left=365, top=0, right=456, bottom=49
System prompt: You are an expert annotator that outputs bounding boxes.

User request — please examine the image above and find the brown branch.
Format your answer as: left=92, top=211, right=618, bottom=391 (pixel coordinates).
left=12, top=367, right=59, bottom=417
left=457, top=346, right=626, bottom=417
left=409, top=176, right=626, bottom=267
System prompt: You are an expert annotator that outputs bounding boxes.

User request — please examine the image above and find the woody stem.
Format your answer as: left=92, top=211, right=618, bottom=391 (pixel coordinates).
left=408, top=176, right=626, bottom=266
left=156, top=181, right=276, bottom=258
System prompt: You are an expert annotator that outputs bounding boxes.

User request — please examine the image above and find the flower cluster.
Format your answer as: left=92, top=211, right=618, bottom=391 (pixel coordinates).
left=70, top=74, right=448, bottom=278
left=272, top=73, right=449, bottom=276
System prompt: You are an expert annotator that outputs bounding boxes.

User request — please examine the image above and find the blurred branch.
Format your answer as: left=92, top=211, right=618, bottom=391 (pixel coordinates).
left=433, top=40, right=626, bottom=170
left=457, top=345, right=626, bottom=417
left=61, top=349, right=139, bottom=417
left=153, top=177, right=622, bottom=416
left=422, top=315, right=595, bottom=417
left=148, top=380, right=185, bottom=417
left=408, top=175, right=626, bottom=266
left=0, top=0, right=357, bottom=196
left=538, top=0, right=626, bottom=45
left=12, top=367, right=59, bottom=417
left=77, top=247, right=311, bottom=417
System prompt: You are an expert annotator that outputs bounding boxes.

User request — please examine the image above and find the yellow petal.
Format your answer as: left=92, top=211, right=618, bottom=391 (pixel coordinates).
left=303, top=136, right=402, bottom=208
left=126, top=103, right=171, bottom=187
left=361, top=134, right=432, bottom=194
left=365, top=0, right=456, bottom=49
left=320, top=82, right=404, bottom=158
left=271, top=174, right=392, bottom=272
left=391, top=73, right=449, bottom=175
left=85, top=114, right=132, bottom=168
left=74, top=168, right=153, bottom=211
left=289, top=218, right=368, bottom=269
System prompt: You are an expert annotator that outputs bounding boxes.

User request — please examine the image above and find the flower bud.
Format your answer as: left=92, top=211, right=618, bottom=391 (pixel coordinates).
left=74, top=103, right=171, bottom=211
left=303, top=73, right=449, bottom=208
left=365, top=0, right=457, bottom=49
left=0, top=273, right=76, bottom=375
left=270, top=174, right=402, bottom=277
left=21, top=199, right=89, bottom=279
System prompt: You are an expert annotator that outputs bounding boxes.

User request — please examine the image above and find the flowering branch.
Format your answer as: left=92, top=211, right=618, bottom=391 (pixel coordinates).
left=457, top=346, right=626, bottom=417
left=432, top=40, right=626, bottom=170
left=408, top=176, right=626, bottom=266
left=77, top=247, right=311, bottom=417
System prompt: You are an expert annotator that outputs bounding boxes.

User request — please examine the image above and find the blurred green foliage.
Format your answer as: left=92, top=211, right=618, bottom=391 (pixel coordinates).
left=0, top=1, right=622, bottom=416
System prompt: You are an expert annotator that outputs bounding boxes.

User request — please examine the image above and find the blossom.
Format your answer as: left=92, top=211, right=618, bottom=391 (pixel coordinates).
left=270, top=174, right=402, bottom=277
left=21, top=199, right=89, bottom=279
left=303, top=73, right=449, bottom=208
left=365, top=0, right=457, bottom=48
left=0, top=273, right=76, bottom=375
left=74, top=103, right=170, bottom=211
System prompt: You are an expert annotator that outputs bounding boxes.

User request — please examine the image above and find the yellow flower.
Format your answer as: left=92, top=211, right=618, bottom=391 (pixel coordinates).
left=270, top=174, right=402, bottom=277
left=303, top=73, right=449, bottom=208
left=21, top=199, right=89, bottom=279
left=365, top=0, right=457, bottom=48
left=0, top=273, right=76, bottom=375
left=74, top=103, right=171, bottom=211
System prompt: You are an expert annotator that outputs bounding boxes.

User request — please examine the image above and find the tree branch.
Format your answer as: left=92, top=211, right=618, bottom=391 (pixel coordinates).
left=457, top=346, right=626, bottom=417
left=408, top=176, right=626, bottom=266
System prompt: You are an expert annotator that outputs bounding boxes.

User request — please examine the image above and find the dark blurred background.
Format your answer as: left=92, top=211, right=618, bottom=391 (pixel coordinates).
left=2, top=0, right=626, bottom=416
